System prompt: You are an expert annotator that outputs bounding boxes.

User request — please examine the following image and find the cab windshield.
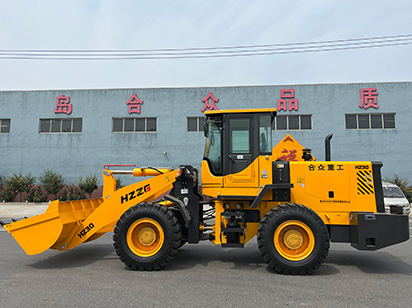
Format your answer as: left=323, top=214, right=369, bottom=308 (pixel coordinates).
left=203, top=117, right=222, bottom=174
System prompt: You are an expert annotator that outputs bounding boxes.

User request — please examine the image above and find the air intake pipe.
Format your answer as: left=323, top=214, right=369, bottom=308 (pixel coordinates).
left=325, top=133, right=333, bottom=161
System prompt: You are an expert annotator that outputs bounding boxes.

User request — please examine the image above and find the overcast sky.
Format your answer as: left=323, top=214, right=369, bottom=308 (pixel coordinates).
left=0, top=0, right=411, bottom=91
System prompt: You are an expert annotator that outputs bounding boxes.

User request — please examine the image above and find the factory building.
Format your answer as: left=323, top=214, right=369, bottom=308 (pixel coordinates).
left=0, top=82, right=411, bottom=184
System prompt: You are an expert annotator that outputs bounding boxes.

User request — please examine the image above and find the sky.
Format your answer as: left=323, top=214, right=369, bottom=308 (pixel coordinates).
left=0, top=0, right=411, bottom=91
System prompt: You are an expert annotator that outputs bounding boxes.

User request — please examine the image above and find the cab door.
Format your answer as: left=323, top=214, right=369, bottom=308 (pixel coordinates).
left=223, top=115, right=257, bottom=187
left=227, top=116, right=253, bottom=174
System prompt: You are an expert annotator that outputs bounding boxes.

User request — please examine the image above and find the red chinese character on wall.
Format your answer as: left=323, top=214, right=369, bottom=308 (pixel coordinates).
left=54, top=95, right=72, bottom=115
left=277, top=89, right=298, bottom=111
left=201, top=92, right=219, bottom=112
left=126, top=94, right=143, bottom=114
left=359, top=88, right=379, bottom=109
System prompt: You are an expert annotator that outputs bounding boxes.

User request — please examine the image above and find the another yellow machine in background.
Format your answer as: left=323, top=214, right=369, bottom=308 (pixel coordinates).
left=3, top=108, right=409, bottom=274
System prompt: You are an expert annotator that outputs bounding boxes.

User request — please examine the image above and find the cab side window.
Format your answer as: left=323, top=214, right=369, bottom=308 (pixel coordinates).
left=259, top=115, right=272, bottom=153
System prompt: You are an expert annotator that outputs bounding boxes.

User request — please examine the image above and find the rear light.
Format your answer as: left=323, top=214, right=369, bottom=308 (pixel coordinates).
left=177, top=168, right=183, bottom=177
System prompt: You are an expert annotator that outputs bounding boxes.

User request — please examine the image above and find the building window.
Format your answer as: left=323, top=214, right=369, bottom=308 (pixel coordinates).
left=39, top=118, right=82, bottom=133
left=187, top=117, right=205, bottom=132
left=112, top=117, right=157, bottom=133
left=273, top=115, right=312, bottom=130
left=0, top=119, right=11, bottom=133
left=345, top=113, right=396, bottom=129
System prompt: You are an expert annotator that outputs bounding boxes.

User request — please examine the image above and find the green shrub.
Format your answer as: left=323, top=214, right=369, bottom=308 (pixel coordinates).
left=58, top=184, right=85, bottom=201
left=39, top=170, right=65, bottom=199
left=384, top=174, right=412, bottom=203
left=0, top=185, right=15, bottom=202
left=5, top=173, right=36, bottom=202
left=25, top=185, right=47, bottom=203
left=78, top=174, right=99, bottom=198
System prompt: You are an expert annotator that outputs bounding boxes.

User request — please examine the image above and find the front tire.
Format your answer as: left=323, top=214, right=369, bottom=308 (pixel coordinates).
left=113, top=202, right=181, bottom=270
left=257, top=203, right=329, bottom=275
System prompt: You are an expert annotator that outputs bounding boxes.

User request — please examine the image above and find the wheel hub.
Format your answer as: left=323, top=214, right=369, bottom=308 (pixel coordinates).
left=138, top=227, right=157, bottom=246
left=283, top=229, right=303, bottom=249
left=126, top=218, right=165, bottom=257
left=273, top=220, right=315, bottom=261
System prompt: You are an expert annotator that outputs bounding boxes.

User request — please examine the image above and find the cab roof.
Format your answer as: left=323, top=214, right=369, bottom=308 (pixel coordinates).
left=204, top=108, right=277, bottom=116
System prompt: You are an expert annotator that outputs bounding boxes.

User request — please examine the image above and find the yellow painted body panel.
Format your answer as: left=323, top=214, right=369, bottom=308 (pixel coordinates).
left=202, top=155, right=273, bottom=198
left=289, top=161, right=377, bottom=224
left=203, top=153, right=379, bottom=246
left=201, top=160, right=223, bottom=188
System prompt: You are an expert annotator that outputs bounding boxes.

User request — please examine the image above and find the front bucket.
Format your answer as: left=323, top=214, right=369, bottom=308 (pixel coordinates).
left=4, top=198, right=103, bottom=255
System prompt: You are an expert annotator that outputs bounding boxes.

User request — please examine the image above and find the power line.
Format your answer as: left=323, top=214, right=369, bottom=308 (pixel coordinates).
left=2, top=34, right=412, bottom=52
left=0, top=34, right=411, bottom=60
left=2, top=35, right=412, bottom=56
left=2, top=41, right=412, bottom=60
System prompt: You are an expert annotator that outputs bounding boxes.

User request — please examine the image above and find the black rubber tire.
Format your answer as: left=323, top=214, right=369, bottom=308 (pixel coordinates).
left=257, top=203, right=330, bottom=275
left=113, top=202, right=181, bottom=271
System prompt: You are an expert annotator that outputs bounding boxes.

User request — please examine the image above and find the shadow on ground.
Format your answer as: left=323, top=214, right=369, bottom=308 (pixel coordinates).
left=26, top=236, right=412, bottom=276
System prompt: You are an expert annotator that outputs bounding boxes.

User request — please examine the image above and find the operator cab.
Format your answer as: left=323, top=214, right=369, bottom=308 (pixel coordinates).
left=203, top=108, right=276, bottom=176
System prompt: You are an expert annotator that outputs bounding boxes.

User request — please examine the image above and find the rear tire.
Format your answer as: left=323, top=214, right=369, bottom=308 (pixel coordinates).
left=113, top=202, right=181, bottom=270
left=257, top=203, right=329, bottom=275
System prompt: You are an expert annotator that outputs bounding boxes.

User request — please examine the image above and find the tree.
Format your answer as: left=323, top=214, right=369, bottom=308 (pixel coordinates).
left=77, top=174, right=99, bottom=198
left=39, top=170, right=65, bottom=199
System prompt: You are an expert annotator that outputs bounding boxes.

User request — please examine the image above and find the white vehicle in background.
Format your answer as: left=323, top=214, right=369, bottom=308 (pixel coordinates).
left=382, top=182, right=411, bottom=215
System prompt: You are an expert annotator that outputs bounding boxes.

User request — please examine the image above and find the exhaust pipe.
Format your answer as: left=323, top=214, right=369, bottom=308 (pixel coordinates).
left=325, top=133, right=333, bottom=161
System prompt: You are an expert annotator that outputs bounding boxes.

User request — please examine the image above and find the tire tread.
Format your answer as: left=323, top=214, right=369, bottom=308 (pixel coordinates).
left=257, top=203, right=329, bottom=275
left=113, top=202, right=181, bottom=271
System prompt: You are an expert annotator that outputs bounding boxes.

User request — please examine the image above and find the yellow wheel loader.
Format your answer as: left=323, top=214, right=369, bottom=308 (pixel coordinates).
left=2, top=108, right=410, bottom=274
